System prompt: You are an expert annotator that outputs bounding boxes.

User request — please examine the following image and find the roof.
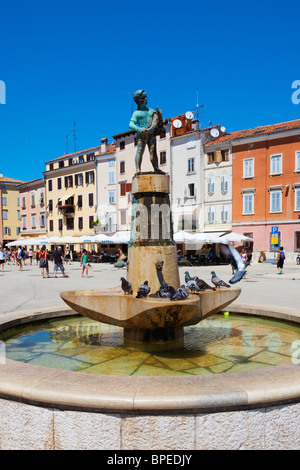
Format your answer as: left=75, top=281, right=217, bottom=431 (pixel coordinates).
left=46, top=142, right=116, bottom=164
left=0, top=176, right=25, bottom=184
left=205, top=119, right=300, bottom=146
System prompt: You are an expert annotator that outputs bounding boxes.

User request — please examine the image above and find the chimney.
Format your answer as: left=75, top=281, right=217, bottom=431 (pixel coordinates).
left=101, top=138, right=108, bottom=154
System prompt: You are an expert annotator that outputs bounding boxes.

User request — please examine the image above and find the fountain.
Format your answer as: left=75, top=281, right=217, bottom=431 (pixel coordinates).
left=1, top=92, right=300, bottom=450
left=60, top=90, right=240, bottom=348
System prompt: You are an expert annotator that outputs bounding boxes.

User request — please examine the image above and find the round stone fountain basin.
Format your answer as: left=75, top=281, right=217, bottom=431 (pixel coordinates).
left=0, top=304, right=300, bottom=450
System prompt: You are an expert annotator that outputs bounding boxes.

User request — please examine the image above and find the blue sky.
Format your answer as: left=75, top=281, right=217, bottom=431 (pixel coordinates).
left=0, top=0, right=300, bottom=182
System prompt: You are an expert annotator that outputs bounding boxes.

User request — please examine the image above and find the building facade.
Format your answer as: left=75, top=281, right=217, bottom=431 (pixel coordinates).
left=18, top=178, right=47, bottom=241
left=206, top=119, right=300, bottom=260
left=44, top=146, right=99, bottom=239
left=0, top=175, right=24, bottom=246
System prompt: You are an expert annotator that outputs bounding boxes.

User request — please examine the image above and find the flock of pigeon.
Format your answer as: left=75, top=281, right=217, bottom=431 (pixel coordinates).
left=120, top=242, right=248, bottom=301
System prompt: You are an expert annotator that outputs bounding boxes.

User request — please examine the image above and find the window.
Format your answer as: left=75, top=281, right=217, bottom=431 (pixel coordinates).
left=3, top=227, right=11, bottom=235
left=221, top=205, right=229, bottom=222
left=48, top=180, right=53, bottom=191
left=89, top=216, right=94, bottom=229
left=109, top=159, right=115, bottom=167
left=2, top=210, right=7, bottom=220
left=75, top=173, right=83, bottom=186
left=188, top=183, right=195, bottom=197
left=243, top=159, right=254, bottom=178
left=160, top=151, right=167, bottom=165
left=120, top=161, right=125, bottom=174
left=243, top=193, right=254, bottom=214
left=40, top=214, right=45, bottom=226
left=120, top=209, right=126, bottom=225
left=22, top=196, right=26, bottom=208
left=208, top=206, right=215, bottom=224
left=88, top=193, right=94, bottom=207
left=17, top=197, right=20, bottom=207
left=49, top=163, right=54, bottom=171
left=49, top=220, right=54, bottom=232
left=109, top=190, right=116, bottom=204
left=207, top=178, right=215, bottom=194
left=187, top=158, right=195, bottom=173
left=57, top=178, right=62, bottom=190
left=109, top=171, right=115, bottom=184
left=295, top=188, right=300, bottom=211
left=78, top=217, right=83, bottom=230
left=270, top=190, right=282, bottom=212
left=85, top=171, right=94, bottom=184
left=48, top=199, right=53, bottom=212
left=17, top=210, right=20, bottom=220
left=16, top=227, right=20, bottom=235
left=58, top=218, right=63, bottom=231
left=270, top=154, right=282, bottom=174
left=221, top=175, right=229, bottom=193
left=160, top=130, right=166, bottom=139
left=296, top=151, right=300, bottom=172
left=40, top=192, right=44, bottom=204
left=295, top=231, right=300, bottom=252
left=2, top=196, right=7, bottom=206
left=120, top=141, right=125, bottom=150
left=65, top=175, right=73, bottom=188
left=31, top=194, right=35, bottom=206
left=66, top=218, right=74, bottom=230
left=59, top=160, right=65, bottom=168
left=79, top=156, right=84, bottom=164
left=22, top=217, right=27, bottom=228
left=32, top=216, right=36, bottom=228
left=77, top=195, right=83, bottom=208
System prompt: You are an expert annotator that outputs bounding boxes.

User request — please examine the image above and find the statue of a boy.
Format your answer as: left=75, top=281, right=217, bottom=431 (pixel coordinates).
left=129, top=90, right=165, bottom=174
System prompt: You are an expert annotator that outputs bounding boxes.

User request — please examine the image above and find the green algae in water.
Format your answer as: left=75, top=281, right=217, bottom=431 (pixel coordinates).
left=3, top=314, right=300, bottom=376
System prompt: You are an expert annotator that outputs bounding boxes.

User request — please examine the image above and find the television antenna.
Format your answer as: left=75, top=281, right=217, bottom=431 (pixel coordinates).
left=65, top=134, right=71, bottom=154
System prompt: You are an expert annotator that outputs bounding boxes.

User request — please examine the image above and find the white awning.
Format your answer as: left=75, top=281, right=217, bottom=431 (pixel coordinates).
left=218, top=232, right=253, bottom=243
left=58, top=192, right=75, bottom=202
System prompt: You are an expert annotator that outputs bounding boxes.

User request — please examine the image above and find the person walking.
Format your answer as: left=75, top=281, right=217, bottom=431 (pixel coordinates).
left=80, top=249, right=90, bottom=277
left=52, top=246, right=68, bottom=278
left=17, top=246, right=23, bottom=271
left=277, top=246, right=285, bottom=275
left=28, top=248, right=33, bottom=265
left=0, top=246, right=5, bottom=272
left=39, top=245, right=49, bottom=278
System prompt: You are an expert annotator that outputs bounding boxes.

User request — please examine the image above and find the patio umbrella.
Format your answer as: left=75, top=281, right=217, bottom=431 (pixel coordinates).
left=192, top=232, right=224, bottom=244
left=218, top=232, right=253, bottom=243
left=93, top=233, right=113, bottom=243
left=110, top=231, right=131, bottom=243
left=77, top=235, right=98, bottom=243
left=173, top=231, right=196, bottom=242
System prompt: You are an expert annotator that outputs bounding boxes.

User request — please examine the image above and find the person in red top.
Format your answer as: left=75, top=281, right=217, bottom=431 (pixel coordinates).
left=39, top=245, right=49, bottom=278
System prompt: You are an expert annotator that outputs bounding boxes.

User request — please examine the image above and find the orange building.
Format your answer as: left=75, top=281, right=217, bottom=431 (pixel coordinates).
left=206, top=120, right=300, bottom=261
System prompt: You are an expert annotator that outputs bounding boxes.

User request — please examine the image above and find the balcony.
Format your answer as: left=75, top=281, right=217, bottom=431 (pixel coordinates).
left=59, top=204, right=75, bottom=215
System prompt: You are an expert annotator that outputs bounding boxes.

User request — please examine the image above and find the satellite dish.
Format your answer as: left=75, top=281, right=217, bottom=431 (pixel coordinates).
left=72, top=158, right=78, bottom=164
left=173, top=119, right=182, bottom=129
left=185, top=111, right=194, bottom=120
left=210, top=128, right=220, bottom=138
left=220, top=126, right=226, bottom=133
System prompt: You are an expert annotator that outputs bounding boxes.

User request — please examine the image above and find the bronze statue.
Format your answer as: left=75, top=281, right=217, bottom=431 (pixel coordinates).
left=129, top=90, right=165, bottom=174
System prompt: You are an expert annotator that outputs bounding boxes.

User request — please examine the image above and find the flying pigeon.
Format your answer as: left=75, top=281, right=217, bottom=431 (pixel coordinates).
left=185, top=271, right=215, bottom=291
left=120, top=277, right=132, bottom=295
left=210, top=271, right=231, bottom=288
left=219, top=243, right=247, bottom=284
left=170, top=285, right=190, bottom=301
left=149, top=282, right=176, bottom=299
left=136, top=280, right=151, bottom=298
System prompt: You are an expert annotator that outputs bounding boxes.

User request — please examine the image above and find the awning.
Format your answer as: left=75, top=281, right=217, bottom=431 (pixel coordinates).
left=218, top=232, right=253, bottom=243
left=58, top=192, right=75, bottom=202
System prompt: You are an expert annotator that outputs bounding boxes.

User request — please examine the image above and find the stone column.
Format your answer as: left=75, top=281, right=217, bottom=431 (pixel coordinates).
left=127, top=172, right=180, bottom=295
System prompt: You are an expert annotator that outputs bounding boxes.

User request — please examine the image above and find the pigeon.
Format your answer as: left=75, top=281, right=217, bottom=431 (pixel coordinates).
left=149, top=282, right=176, bottom=299
left=219, top=243, right=247, bottom=284
left=186, top=279, right=201, bottom=293
left=210, top=271, right=231, bottom=288
left=184, top=271, right=215, bottom=291
left=170, top=285, right=190, bottom=301
left=120, top=277, right=132, bottom=295
left=136, top=280, right=151, bottom=298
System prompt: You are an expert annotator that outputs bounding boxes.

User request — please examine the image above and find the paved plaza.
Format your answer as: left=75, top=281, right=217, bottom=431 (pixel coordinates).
left=1, top=257, right=300, bottom=316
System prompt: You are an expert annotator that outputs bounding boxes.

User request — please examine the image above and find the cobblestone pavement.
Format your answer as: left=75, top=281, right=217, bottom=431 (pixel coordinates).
left=1, top=259, right=300, bottom=315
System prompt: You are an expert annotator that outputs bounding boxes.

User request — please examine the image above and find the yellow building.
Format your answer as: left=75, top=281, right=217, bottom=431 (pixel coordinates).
left=0, top=175, right=25, bottom=246
left=44, top=147, right=100, bottom=242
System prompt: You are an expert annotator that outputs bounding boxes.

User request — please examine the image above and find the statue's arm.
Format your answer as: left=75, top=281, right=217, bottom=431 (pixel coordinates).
left=129, top=113, right=144, bottom=134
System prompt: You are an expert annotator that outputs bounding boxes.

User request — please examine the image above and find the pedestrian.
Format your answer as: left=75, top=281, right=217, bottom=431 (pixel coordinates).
left=39, top=245, right=49, bottom=278
left=277, top=246, right=285, bottom=275
left=52, top=246, right=68, bottom=278
left=17, top=246, right=23, bottom=271
left=0, top=246, right=5, bottom=272
left=241, top=249, right=248, bottom=264
left=28, top=248, right=33, bottom=265
left=80, top=249, right=90, bottom=277
left=35, top=247, right=40, bottom=265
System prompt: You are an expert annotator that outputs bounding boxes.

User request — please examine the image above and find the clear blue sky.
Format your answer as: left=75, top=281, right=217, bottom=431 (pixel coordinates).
left=0, top=0, right=300, bottom=182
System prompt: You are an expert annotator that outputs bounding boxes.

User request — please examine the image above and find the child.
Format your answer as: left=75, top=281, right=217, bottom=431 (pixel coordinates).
left=277, top=246, right=285, bottom=275
left=80, top=250, right=89, bottom=277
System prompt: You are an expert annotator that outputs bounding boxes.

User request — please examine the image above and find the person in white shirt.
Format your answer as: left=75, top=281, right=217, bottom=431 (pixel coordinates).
left=0, top=247, right=5, bottom=272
